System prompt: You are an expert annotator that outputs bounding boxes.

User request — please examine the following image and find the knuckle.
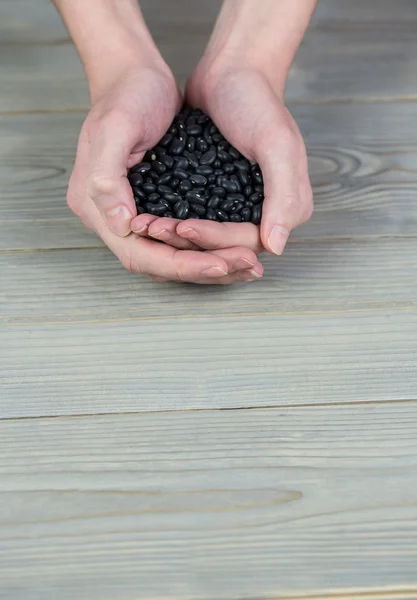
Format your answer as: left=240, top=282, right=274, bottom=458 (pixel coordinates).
left=87, top=171, right=118, bottom=199
left=120, top=249, right=141, bottom=275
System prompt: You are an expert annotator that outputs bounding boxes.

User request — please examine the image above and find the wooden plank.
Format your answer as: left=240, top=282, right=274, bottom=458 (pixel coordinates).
left=3, top=0, right=417, bottom=112
left=1, top=306, right=417, bottom=417
left=1, top=239, right=417, bottom=325
left=1, top=403, right=417, bottom=599
left=2, top=99, right=417, bottom=250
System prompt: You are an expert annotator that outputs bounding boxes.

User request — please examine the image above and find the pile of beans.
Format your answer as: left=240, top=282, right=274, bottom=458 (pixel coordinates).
left=128, top=107, right=264, bottom=224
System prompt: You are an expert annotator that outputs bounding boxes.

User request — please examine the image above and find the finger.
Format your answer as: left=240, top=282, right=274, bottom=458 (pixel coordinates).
left=176, top=220, right=263, bottom=254
left=257, top=124, right=312, bottom=256
left=131, top=213, right=159, bottom=235
left=147, top=217, right=200, bottom=250
left=86, top=112, right=141, bottom=237
left=148, top=268, right=262, bottom=285
left=98, top=224, right=230, bottom=281
left=210, top=247, right=261, bottom=274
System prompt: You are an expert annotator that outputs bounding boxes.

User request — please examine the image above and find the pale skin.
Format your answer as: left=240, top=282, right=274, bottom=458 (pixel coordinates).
left=53, top=0, right=317, bottom=284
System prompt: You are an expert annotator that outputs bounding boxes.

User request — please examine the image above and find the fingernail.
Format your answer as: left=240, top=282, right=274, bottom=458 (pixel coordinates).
left=202, top=266, right=228, bottom=277
left=249, top=268, right=262, bottom=278
left=178, top=227, right=198, bottom=240
left=150, top=229, right=167, bottom=239
left=268, top=226, right=290, bottom=255
left=106, top=205, right=132, bottom=236
left=132, top=225, right=148, bottom=235
left=232, top=257, right=256, bottom=271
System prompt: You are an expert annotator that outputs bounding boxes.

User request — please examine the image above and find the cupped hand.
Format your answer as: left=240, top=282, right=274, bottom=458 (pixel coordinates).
left=179, top=63, right=313, bottom=255
left=68, top=65, right=261, bottom=283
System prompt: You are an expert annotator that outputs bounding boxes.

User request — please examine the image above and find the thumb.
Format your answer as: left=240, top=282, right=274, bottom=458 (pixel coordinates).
left=257, top=129, right=312, bottom=255
left=87, top=113, right=139, bottom=237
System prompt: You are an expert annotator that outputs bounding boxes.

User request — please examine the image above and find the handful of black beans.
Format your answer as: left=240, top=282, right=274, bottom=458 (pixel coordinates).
left=128, top=106, right=264, bottom=224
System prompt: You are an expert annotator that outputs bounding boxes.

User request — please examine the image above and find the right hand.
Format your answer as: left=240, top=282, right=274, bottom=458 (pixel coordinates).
left=68, top=65, right=262, bottom=284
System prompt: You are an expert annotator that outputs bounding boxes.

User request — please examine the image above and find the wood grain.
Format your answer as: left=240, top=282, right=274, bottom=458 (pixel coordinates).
left=3, top=0, right=417, bottom=112
left=3, top=99, right=417, bottom=250
left=1, top=403, right=417, bottom=599
left=1, top=238, right=417, bottom=325
left=2, top=307, right=417, bottom=417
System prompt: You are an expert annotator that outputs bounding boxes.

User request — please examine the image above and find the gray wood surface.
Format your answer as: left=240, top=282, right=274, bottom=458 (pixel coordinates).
left=1, top=0, right=417, bottom=598
left=2, top=403, right=417, bottom=600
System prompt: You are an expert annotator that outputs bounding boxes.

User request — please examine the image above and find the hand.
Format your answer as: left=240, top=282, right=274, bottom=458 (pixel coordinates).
left=68, top=66, right=262, bottom=284
left=180, top=63, right=313, bottom=256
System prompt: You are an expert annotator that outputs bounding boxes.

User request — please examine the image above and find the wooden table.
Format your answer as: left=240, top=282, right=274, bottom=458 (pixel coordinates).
left=1, top=1, right=417, bottom=598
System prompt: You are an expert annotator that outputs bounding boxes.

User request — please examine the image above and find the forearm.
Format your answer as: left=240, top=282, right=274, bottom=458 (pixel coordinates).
left=205, top=0, right=317, bottom=94
left=53, top=0, right=164, bottom=101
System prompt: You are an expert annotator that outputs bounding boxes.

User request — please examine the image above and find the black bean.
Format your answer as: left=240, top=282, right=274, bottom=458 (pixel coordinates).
left=229, top=147, right=240, bottom=160
left=147, top=171, right=159, bottom=182
left=142, top=183, right=157, bottom=195
left=188, top=213, right=200, bottom=219
left=186, top=124, right=202, bottom=136
left=234, top=160, right=250, bottom=171
left=173, top=157, right=189, bottom=171
left=170, top=178, right=180, bottom=190
left=230, top=175, right=242, bottom=192
left=207, top=196, right=221, bottom=209
left=241, top=207, right=251, bottom=222
left=152, top=160, right=167, bottom=175
left=136, top=206, right=146, bottom=215
left=160, top=133, right=173, bottom=148
left=164, top=192, right=181, bottom=204
left=216, top=210, right=229, bottom=222
left=250, top=192, right=263, bottom=205
left=206, top=209, right=217, bottom=220
left=195, top=165, right=213, bottom=176
left=174, top=200, right=189, bottom=220
left=216, top=175, right=228, bottom=188
left=157, top=173, right=173, bottom=186
left=173, top=168, right=189, bottom=180
left=190, top=203, right=206, bottom=216
left=169, top=125, right=178, bottom=136
left=238, top=171, right=250, bottom=186
left=136, top=162, right=152, bottom=174
left=251, top=204, right=262, bottom=225
left=244, top=186, right=254, bottom=198
left=223, top=179, right=239, bottom=193
left=196, top=138, right=208, bottom=153
left=213, top=159, right=222, bottom=169
left=187, top=136, right=196, bottom=153
left=184, top=151, right=199, bottom=169
left=212, top=187, right=226, bottom=198
left=171, top=139, right=185, bottom=155
left=208, top=174, right=217, bottom=184
left=159, top=153, right=175, bottom=169
left=145, top=150, right=158, bottom=163
left=213, top=133, right=223, bottom=143
left=230, top=214, right=242, bottom=222
left=244, top=200, right=254, bottom=208
left=204, top=124, right=212, bottom=141
left=157, top=185, right=174, bottom=196
left=200, top=149, right=216, bottom=166
left=224, top=163, right=235, bottom=174
left=164, top=211, right=175, bottom=218
left=231, top=202, right=244, bottom=213
left=218, top=150, right=232, bottom=163
left=185, top=190, right=205, bottom=203
left=145, top=202, right=167, bottom=216
left=133, top=186, right=146, bottom=201
left=148, top=193, right=161, bottom=203
left=219, top=199, right=235, bottom=212
left=178, top=132, right=188, bottom=145
left=227, top=193, right=245, bottom=203
left=252, top=169, right=263, bottom=185
left=129, top=173, right=143, bottom=187
left=254, top=185, right=264, bottom=194
left=179, top=180, right=192, bottom=193
left=190, top=174, right=207, bottom=187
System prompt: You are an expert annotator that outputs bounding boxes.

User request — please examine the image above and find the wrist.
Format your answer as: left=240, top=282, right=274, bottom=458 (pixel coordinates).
left=201, top=0, right=317, bottom=96
left=54, top=0, right=169, bottom=103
